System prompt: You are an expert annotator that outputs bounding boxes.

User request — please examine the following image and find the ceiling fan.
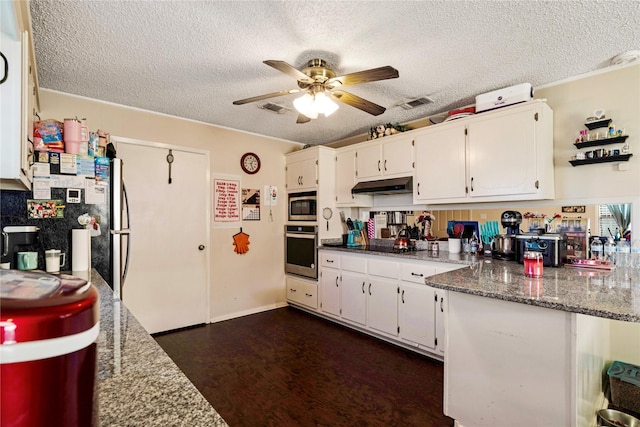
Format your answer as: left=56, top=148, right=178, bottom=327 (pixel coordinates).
left=233, top=59, right=399, bottom=123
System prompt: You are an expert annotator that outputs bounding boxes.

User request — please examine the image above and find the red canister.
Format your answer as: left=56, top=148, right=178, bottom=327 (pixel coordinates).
left=0, top=270, right=99, bottom=427
left=524, top=251, right=544, bottom=278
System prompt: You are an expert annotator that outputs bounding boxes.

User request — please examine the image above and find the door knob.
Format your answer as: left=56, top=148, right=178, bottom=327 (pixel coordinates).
left=198, top=245, right=205, bottom=250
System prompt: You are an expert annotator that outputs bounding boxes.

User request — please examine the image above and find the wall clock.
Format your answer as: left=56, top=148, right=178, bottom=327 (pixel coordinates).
left=240, top=152, right=261, bottom=174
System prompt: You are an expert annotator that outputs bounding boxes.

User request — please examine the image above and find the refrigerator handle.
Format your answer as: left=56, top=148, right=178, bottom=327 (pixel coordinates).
left=122, top=183, right=131, bottom=290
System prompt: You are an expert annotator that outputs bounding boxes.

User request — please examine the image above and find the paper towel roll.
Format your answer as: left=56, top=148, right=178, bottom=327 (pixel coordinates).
left=72, top=229, right=91, bottom=272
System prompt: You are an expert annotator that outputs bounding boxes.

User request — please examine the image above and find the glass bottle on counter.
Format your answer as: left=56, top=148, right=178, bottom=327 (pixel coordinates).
left=590, top=238, right=603, bottom=260
left=604, top=238, right=616, bottom=263
left=470, top=232, right=479, bottom=254
left=616, top=239, right=631, bottom=267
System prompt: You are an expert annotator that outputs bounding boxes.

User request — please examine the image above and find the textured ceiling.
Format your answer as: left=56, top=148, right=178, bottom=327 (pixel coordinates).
left=29, top=0, right=640, bottom=146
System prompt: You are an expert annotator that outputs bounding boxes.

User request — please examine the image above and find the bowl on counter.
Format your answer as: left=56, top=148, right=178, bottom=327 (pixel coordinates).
left=598, top=409, right=640, bottom=427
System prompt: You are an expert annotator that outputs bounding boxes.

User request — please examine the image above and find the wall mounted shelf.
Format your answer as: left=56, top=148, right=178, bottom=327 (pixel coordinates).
left=573, top=135, right=629, bottom=149
left=569, top=153, right=632, bottom=167
left=584, top=118, right=612, bottom=130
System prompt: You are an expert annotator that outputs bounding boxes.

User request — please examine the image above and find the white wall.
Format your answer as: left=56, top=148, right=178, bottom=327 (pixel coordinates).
left=38, top=89, right=301, bottom=322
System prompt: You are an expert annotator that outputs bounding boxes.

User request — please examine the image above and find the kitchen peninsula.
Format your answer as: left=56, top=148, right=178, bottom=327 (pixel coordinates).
left=92, top=271, right=227, bottom=426
left=426, top=260, right=640, bottom=427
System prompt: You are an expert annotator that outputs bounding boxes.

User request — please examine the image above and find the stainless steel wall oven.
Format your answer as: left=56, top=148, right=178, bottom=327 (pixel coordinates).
left=284, top=225, right=318, bottom=279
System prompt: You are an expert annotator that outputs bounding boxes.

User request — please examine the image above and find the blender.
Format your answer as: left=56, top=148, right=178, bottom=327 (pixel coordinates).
left=491, top=211, right=522, bottom=260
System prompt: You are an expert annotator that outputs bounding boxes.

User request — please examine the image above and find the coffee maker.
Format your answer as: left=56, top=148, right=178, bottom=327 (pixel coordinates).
left=492, top=211, right=522, bottom=260
left=1, top=226, right=40, bottom=269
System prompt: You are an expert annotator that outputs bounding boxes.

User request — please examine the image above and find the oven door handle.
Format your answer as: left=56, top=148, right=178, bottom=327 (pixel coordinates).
left=285, top=233, right=317, bottom=239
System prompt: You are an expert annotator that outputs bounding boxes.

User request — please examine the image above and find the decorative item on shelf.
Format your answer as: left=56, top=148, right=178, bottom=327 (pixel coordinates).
left=416, top=211, right=436, bottom=240
left=369, top=123, right=409, bottom=140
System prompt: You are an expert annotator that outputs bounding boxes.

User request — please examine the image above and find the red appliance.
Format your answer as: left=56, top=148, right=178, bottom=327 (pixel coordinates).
left=0, top=270, right=99, bottom=427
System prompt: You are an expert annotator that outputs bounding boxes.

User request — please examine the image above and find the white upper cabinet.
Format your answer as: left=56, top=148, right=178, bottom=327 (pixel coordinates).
left=335, top=147, right=372, bottom=207
left=286, top=155, right=317, bottom=191
left=413, top=100, right=554, bottom=204
left=467, top=104, right=539, bottom=198
left=1, top=1, right=38, bottom=191
left=355, top=135, right=414, bottom=181
left=414, top=122, right=467, bottom=201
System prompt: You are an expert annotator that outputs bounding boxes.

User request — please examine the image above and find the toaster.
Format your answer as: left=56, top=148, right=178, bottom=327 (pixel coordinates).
left=516, top=234, right=567, bottom=267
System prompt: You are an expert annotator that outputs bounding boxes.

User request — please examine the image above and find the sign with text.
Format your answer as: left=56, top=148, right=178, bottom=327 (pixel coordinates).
left=213, top=175, right=241, bottom=227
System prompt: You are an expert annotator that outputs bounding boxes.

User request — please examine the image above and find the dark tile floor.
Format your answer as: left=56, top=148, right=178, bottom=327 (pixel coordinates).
left=155, top=306, right=454, bottom=427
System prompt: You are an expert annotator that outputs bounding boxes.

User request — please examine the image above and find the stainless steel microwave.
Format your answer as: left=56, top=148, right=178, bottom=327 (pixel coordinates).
left=288, top=191, right=317, bottom=221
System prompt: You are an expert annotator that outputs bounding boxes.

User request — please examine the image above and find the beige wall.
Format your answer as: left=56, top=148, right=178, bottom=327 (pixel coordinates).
left=39, top=89, right=301, bottom=322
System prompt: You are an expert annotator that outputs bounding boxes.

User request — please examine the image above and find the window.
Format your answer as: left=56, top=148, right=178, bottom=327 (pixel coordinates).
left=598, top=205, right=619, bottom=238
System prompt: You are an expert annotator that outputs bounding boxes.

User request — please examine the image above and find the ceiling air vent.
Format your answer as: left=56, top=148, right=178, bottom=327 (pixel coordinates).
left=259, top=103, right=290, bottom=114
left=398, top=96, right=433, bottom=110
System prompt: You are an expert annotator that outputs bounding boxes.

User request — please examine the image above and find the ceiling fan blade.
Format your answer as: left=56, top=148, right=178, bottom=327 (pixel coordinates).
left=326, top=66, right=399, bottom=88
left=233, top=89, right=302, bottom=105
left=331, top=90, right=386, bottom=116
left=296, top=114, right=311, bottom=124
left=264, top=60, right=314, bottom=84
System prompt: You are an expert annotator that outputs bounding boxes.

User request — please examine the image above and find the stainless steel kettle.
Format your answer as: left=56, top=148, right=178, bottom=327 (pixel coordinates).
left=491, top=234, right=516, bottom=254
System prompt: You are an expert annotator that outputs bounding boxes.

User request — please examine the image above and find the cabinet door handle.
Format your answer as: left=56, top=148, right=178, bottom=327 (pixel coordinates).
left=362, top=282, right=365, bottom=294
left=305, top=293, right=313, bottom=297
left=335, top=276, right=339, bottom=287
left=384, top=159, right=387, bottom=171
left=440, top=297, right=444, bottom=312
left=377, top=160, right=381, bottom=172
left=417, top=182, right=420, bottom=195
left=327, top=259, right=333, bottom=263
left=401, top=289, right=405, bottom=303
left=368, top=283, right=372, bottom=295
left=411, top=272, right=424, bottom=277
left=290, top=288, right=296, bottom=292
left=470, top=177, right=474, bottom=192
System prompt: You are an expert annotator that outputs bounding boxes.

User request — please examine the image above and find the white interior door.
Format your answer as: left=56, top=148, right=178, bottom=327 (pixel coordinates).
left=116, top=140, right=209, bottom=334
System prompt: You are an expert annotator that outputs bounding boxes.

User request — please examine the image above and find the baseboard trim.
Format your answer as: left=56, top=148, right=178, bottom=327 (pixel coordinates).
left=209, top=302, right=289, bottom=323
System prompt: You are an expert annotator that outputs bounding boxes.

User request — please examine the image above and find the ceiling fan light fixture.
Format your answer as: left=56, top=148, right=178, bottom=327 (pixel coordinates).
left=293, top=91, right=339, bottom=119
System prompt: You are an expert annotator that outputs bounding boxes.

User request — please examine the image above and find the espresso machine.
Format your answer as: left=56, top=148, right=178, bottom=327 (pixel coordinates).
left=1, top=226, right=40, bottom=269
left=492, top=211, right=522, bottom=260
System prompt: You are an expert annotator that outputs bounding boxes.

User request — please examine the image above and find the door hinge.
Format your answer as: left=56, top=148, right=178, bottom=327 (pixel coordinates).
left=397, top=286, right=400, bottom=293
left=465, top=128, right=468, bottom=136
left=397, top=326, right=400, bottom=334
left=412, top=139, right=415, bottom=146
left=412, top=161, right=415, bottom=168
left=465, top=186, right=469, bottom=194
left=435, top=294, right=438, bottom=301
left=340, top=309, right=342, bottom=314
left=315, top=160, right=318, bottom=165
left=535, top=180, right=539, bottom=189
left=534, top=112, right=539, bottom=121
left=435, top=337, right=438, bottom=346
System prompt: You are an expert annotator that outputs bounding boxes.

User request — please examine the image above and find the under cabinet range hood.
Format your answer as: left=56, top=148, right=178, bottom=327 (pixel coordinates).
left=351, top=177, right=413, bottom=195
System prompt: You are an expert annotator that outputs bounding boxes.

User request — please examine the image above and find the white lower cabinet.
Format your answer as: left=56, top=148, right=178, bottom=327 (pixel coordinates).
left=399, top=282, right=436, bottom=349
left=366, top=277, right=399, bottom=337
left=319, top=266, right=341, bottom=317
left=315, top=250, right=462, bottom=359
left=340, top=270, right=367, bottom=326
left=286, top=275, right=318, bottom=310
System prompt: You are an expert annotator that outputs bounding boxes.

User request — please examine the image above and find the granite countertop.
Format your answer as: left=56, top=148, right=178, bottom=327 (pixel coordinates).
left=93, top=270, right=228, bottom=426
left=425, top=259, right=640, bottom=323
left=319, top=245, right=640, bottom=323
left=319, top=244, right=478, bottom=266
